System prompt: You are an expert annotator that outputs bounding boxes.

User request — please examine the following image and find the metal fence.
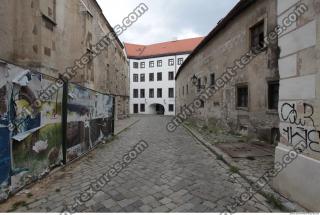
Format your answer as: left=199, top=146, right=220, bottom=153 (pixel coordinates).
left=0, top=65, right=114, bottom=199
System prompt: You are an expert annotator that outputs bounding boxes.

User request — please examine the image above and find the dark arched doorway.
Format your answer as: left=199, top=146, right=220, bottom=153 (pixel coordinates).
left=150, top=104, right=165, bottom=115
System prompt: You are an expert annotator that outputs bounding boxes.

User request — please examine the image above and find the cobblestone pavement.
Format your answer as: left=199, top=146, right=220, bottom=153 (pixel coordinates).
left=0, top=116, right=278, bottom=212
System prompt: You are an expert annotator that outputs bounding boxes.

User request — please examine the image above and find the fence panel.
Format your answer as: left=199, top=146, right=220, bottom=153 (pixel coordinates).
left=0, top=64, right=115, bottom=199
left=66, top=83, right=114, bottom=162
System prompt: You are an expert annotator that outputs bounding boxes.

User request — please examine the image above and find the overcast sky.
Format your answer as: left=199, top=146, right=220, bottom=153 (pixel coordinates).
left=97, top=0, right=239, bottom=45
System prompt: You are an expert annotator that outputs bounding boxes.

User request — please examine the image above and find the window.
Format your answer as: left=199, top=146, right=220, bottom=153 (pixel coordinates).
left=157, top=88, right=162, bottom=98
left=169, top=88, right=174, bottom=98
left=200, top=100, right=205, bottom=108
left=250, top=21, right=265, bottom=51
left=140, top=74, right=145, bottom=82
left=133, top=62, right=139, bottom=69
left=149, top=89, right=154, bottom=98
left=133, top=89, right=139, bottom=98
left=140, top=104, right=145, bottom=112
left=186, top=85, right=189, bottom=95
left=157, top=72, right=162, bottom=81
left=168, top=72, right=174, bottom=81
left=157, top=60, right=162, bottom=67
left=197, top=78, right=202, bottom=91
left=237, top=85, right=249, bottom=108
left=182, top=86, right=185, bottom=96
left=178, top=58, right=184, bottom=65
left=169, top=104, right=174, bottom=112
left=268, top=81, right=279, bottom=110
left=210, top=73, right=215, bottom=86
left=140, top=62, right=145, bottom=69
left=149, top=61, right=154, bottom=68
left=149, top=73, right=154, bottom=82
left=140, top=89, right=145, bottom=98
left=133, top=74, right=138, bottom=82
left=168, top=59, right=174, bottom=66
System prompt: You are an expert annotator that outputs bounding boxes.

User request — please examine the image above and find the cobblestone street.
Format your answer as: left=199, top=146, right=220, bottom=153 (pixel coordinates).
left=0, top=116, right=279, bottom=212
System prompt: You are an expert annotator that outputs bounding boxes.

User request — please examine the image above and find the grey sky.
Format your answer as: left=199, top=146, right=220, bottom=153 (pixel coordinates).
left=97, top=0, right=239, bottom=45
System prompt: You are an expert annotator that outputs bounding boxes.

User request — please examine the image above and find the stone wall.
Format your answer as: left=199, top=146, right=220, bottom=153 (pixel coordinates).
left=0, top=0, right=129, bottom=119
left=176, top=0, right=279, bottom=142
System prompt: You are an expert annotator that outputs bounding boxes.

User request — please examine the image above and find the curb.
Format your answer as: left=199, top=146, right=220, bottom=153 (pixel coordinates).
left=182, top=123, right=299, bottom=212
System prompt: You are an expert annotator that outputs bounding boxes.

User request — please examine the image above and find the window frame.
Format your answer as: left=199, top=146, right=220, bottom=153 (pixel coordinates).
left=140, top=89, right=145, bottom=98
left=178, top=58, right=183, bottom=65
left=236, top=85, right=249, bottom=109
left=149, top=88, right=154, bottom=98
left=133, top=89, right=139, bottom=98
left=168, top=88, right=174, bottom=98
left=157, top=60, right=162, bottom=67
left=140, top=74, right=145, bottom=82
left=133, top=74, right=139, bottom=82
left=168, top=71, right=174, bottom=81
left=140, top=62, right=145, bottom=69
left=268, top=81, right=279, bottom=111
left=157, top=88, right=162, bottom=98
left=133, top=62, right=139, bottom=69
left=149, top=61, right=154, bottom=68
left=168, top=59, right=174, bottom=66
left=149, top=73, right=154, bottom=82
left=157, top=72, right=162, bottom=81
left=169, top=104, right=174, bottom=112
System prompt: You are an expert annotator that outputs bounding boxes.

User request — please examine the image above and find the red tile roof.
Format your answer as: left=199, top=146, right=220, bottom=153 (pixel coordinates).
left=124, top=37, right=204, bottom=59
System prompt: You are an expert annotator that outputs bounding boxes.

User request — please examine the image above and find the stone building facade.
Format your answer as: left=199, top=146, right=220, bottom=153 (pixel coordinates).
left=0, top=0, right=129, bottom=119
left=273, top=0, right=320, bottom=211
left=175, top=0, right=279, bottom=143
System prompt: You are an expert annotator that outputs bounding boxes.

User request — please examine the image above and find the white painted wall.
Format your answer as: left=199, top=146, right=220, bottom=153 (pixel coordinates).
left=129, top=54, right=189, bottom=116
left=273, top=0, right=320, bottom=211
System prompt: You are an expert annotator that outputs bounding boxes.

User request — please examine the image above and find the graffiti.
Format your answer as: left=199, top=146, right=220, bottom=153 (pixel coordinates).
left=280, top=102, right=315, bottom=127
left=280, top=102, right=320, bottom=153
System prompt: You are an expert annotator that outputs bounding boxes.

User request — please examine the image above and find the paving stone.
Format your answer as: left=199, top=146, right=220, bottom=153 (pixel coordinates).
left=139, top=205, right=152, bottom=212
left=0, top=116, right=293, bottom=213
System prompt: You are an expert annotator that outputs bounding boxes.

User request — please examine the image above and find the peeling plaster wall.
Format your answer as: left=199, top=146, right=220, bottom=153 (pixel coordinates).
left=0, top=0, right=129, bottom=119
left=176, top=0, right=279, bottom=142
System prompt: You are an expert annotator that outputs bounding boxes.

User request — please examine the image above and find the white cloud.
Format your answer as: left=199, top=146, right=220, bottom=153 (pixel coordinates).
left=97, top=0, right=238, bottom=44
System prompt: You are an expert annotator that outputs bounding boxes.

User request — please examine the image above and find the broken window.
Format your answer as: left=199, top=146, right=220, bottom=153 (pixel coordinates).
left=237, top=85, right=248, bottom=108
left=268, top=81, right=279, bottom=110
left=250, top=21, right=265, bottom=52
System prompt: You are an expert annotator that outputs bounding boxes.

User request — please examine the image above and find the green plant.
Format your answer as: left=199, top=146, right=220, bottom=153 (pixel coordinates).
left=265, top=193, right=284, bottom=210
left=8, top=201, right=28, bottom=212
left=229, top=166, right=240, bottom=173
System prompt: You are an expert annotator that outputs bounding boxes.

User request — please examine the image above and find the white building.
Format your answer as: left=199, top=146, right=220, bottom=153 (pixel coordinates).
left=125, top=38, right=203, bottom=116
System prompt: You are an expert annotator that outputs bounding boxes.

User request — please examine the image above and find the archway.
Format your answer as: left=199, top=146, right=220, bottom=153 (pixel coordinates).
left=149, top=104, right=165, bottom=115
